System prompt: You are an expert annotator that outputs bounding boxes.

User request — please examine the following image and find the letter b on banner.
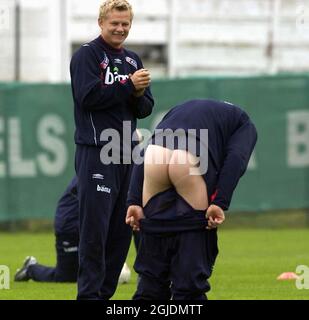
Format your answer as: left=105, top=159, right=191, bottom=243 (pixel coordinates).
left=0, top=265, right=10, bottom=289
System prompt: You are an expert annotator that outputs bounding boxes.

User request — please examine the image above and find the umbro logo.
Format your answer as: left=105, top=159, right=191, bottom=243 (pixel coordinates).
left=92, top=174, right=104, bottom=180
left=114, top=58, right=122, bottom=64
left=97, top=185, right=111, bottom=194
left=63, top=247, right=78, bottom=253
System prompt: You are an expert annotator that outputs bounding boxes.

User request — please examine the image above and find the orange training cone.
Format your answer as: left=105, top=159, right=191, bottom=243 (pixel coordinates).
left=277, top=272, right=299, bottom=280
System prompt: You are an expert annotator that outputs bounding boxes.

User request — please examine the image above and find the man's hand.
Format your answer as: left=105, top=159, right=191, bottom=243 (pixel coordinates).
left=129, top=69, right=151, bottom=97
left=125, top=205, right=145, bottom=231
left=205, top=204, right=225, bottom=230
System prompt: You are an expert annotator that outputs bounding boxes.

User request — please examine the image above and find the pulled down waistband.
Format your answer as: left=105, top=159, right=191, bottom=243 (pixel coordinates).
left=140, top=216, right=208, bottom=234
left=143, top=187, right=206, bottom=219
left=141, top=187, right=208, bottom=233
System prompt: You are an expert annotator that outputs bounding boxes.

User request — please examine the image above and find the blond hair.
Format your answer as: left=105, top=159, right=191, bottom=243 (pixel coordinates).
left=99, top=0, right=133, bottom=23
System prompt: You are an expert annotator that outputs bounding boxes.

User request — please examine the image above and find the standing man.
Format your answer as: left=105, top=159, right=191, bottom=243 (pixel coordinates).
left=70, top=0, right=154, bottom=299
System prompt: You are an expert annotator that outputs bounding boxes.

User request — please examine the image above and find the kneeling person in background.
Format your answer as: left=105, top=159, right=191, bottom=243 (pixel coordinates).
left=14, top=176, right=131, bottom=284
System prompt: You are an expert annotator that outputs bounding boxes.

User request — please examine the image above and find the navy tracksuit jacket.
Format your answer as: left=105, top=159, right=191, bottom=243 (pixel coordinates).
left=70, top=36, right=154, bottom=299
left=127, top=99, right=257, bottom=299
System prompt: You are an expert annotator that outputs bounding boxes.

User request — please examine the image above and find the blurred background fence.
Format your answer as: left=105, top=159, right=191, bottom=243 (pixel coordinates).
left=1, top=0, right=309, bottom=227
left=0, top=74, right=309, bottom=222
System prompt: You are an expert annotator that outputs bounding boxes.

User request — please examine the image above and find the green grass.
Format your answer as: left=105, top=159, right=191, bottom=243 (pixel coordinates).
left=0, top=229, right=308, bottom=300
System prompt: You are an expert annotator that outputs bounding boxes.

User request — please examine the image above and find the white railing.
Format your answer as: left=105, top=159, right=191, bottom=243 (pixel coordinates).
left=1, top=0, right=309, bottom=81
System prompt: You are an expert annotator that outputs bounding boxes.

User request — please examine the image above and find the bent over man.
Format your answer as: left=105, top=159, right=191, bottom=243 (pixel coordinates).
left=126, top=99, right=257, bottom=300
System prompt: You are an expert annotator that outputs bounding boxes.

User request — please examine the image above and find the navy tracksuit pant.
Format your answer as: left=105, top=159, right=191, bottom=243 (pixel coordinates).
left=75, top=145, right=132, bottom=299
left=132, top=188, right=218, bottom=300
left=133, top=230, right=218, bottom=300
left=27, top=233, right=79, bottom=282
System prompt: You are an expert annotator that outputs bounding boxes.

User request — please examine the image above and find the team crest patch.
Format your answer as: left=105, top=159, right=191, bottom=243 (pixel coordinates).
left=126, top=57, right=137, bottom=69
left=100, top=54, right=109, bottom=70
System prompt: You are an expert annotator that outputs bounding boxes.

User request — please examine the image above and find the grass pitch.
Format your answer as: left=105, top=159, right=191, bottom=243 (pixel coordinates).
left=0, top=229, right=308, bottom=300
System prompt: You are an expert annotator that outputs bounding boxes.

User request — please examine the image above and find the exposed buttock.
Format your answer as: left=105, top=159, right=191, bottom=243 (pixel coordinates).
left=143, top=145, right=208, bottom=215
